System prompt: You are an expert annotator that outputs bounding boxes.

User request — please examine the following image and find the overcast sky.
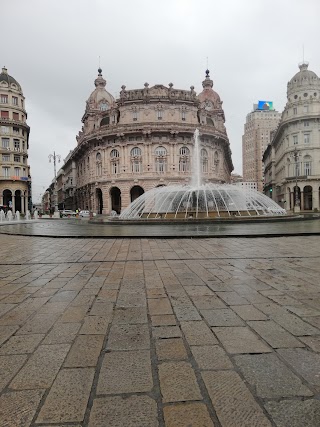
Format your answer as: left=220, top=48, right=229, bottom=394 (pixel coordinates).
left=2, top=0, right=320, bottom=202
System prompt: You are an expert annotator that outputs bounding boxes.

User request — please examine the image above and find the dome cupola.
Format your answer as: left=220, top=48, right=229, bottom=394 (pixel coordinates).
left=0, top=66, right=22, bottom=92
left=86, top=68, right=115, bottom=111
left=287, top=62, right=320, bottom=98
left=198, top=69, right=221, bottom=107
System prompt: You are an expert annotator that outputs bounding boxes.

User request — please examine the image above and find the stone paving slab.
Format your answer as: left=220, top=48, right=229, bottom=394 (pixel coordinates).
left=1, top=234, right=320, bottom=426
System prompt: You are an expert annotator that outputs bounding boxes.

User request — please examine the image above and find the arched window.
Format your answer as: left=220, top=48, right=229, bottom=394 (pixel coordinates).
left=155, top=146, right=167, bottom=156
left=179, top=146, right=189, bottom=156
left=131, top=147, right=142, bottom=173
left=131, top=147, right=142, bottom=157
left=206, top=117, right=214, bottom=126
left=100, top=116, right=110, bottom=127
left=96, top=152, right=102, bottom=176
left=201, top=148, right=208, bottom=173
left=179, top=146, right=190, bottom=172
left=100, top=102, right=109, bottom=111
left=110, top=149, right=120, bottom=175
left=110, top=149, right=119, bottom=158
left=155, top=146, right=167, bottom=173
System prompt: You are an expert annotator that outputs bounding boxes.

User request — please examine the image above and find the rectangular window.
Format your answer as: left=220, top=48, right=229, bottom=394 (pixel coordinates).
left=14, top=139, right=20, bottom=150
left=22, top=156, right=26, bottom=164
left=14, top=167, right=20, bottom=177
left=179, top=160, right=189, bottom=172
left=14, top=155, right=20, bottom=162
left=1, top=110, right=9, bottom=118
left=133, top=111, right=138, bottom=121
left=293, top=134, right=298, bottom=145
left=157, top=110, right=162, bottom=120
left=112, top=162, right=118, bottom=174
left=295, top=163, right=300, bottom=177
left=156, top=159, right=166, bottom=173
left=23, top=168, right=26, bottom=176
left=0, top=95, right=8, bottom=103
left=2, top=167, right=10, bottom=177
left=13, top=112, right=19, bottom=121
left=13, top=127, right=19, bottom=134
left=293, top=107, right=297, bottom=115
left=132, top=160, right=141, bottom=173
left=304, top=133, right=310, bottom=144
left=303, top=105, right=309, bottom=113
left=304, top=162, right=311, bottom=175
left=304, top=121, right=309, bottom=127
left=2, top=154, right=10, bottom=161
left=2, top=137, right=9, bottom=148
left=182, top=111, right=186, bottom=121
left=12, top=97, right=18, bottom=106
left=1, top=126, right=9, bottom=134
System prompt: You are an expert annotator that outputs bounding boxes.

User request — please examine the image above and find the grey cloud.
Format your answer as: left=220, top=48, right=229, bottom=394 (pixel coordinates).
left=2, top=0, right=320, bottom=201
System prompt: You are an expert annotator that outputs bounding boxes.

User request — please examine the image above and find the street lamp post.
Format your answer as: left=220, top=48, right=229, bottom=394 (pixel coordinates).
left=48, top=151, right=61, bottom=215
left=292, top=147, right=300, bottom=213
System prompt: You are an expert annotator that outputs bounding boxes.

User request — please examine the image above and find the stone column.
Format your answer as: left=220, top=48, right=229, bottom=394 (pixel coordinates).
left=21, top=196, right=25, bottom=214
left=300, top=191, right=304, bottom=211
left=313, top=184, right=319, bottom=211
left=285, top=188, right=290, bottom=211
left=12, top=195, right=15, bottom=213
left=0, top=194, right=3, bottom=205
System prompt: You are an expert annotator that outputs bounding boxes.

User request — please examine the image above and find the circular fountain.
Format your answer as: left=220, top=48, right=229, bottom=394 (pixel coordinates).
left=119, top=183, right=286, bottom=220
left=120, top=129, right=286, bottom=221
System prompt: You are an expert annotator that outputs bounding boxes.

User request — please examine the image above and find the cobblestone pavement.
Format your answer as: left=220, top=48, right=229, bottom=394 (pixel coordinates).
left=1, top=234, right=320, bottom=426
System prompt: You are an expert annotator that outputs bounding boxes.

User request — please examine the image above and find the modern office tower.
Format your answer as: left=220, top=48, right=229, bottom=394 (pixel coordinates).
left=242, top=102, right=281, bottom=191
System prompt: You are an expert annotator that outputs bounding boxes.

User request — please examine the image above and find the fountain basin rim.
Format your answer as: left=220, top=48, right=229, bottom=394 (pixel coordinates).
left=91, top=213, right=313, bottom=226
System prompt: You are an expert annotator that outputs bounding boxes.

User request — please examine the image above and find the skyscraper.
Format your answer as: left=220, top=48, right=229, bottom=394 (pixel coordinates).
left=242, top=102, right=281, bottom=191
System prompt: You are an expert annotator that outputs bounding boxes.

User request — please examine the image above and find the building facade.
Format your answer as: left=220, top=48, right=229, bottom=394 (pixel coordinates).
left=263, top=62, right=320, bottom=211
left=242, top=102, right=281, bottom=191
left=68, top=69, right=233, bottom=214
left=0, top=67, right=31, bottom=213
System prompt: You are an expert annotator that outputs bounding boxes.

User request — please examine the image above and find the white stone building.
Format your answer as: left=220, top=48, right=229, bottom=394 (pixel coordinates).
left=0, top=67, right=31, bottom=213
left=263, top=62, right=320, bottom=211
left=67, top=69, right=233, bottom=214
left=242, top=102, right=281, bottom=191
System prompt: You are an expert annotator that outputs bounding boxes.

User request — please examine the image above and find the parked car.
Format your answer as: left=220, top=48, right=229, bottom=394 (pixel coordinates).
left=79, top=210, right=97, bottom=218
left=60, top=210, right=77, bottom=218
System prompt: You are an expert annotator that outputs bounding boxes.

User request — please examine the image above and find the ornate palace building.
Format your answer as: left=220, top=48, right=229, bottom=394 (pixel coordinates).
left=0, top=67, right=31, bottom=213
left=263, top=62, right=320, bottom=211
left=65, top=69, right=233, bottom=214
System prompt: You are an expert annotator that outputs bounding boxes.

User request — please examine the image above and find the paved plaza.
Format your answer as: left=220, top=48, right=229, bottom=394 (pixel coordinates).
left=1, top=234, right=320, bottom=426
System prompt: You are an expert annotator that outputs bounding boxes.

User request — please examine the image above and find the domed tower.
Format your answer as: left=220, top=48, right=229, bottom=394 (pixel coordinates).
left=0, top=67, right=31, bottom=213
left=80, top=68, right=116, bottom=138
left=197, top=69, right=233, bottom=179
left=263, top=62, right=320, bottom=211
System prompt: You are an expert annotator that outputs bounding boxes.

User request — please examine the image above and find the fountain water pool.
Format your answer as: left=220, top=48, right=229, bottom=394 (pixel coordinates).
left=120, top=183, right=286, bottom=220
left=120, top=129, right=286, bottom=220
